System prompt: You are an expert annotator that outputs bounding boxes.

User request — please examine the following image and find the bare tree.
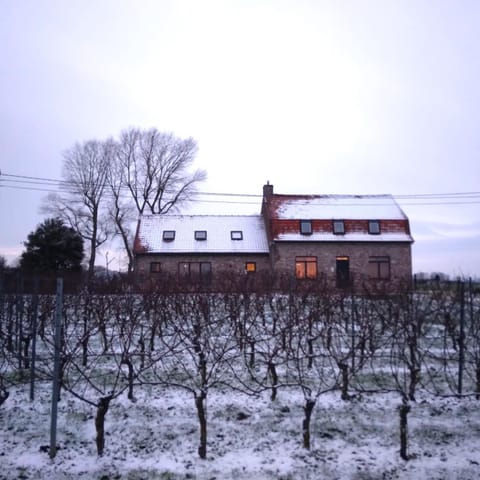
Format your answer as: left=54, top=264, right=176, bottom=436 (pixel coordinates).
left=53, top=293, right=146, bottom=456
left=105, top=141, right=137, bottom=274
left=144, top=292, right=239, bottom=459
left=42, top=140, right=112, bottom=282
left=117, top=127, right=206, bottom=215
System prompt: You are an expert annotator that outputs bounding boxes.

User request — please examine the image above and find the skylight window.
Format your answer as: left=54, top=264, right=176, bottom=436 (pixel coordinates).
left=333, top=220, right=345, bottom=235
left=368, top=220, right=381, bottom=235
left=300, top=220, right=312, bottom=235
left=195, top=230, right=207, bottom=241
left=163, top=230, right=175, bottom=241
left=231, top=231, right=243, bottom=240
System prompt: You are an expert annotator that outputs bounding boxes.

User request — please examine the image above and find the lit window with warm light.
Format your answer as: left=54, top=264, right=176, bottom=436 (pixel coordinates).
left=295, top=256, right=317, bottom=279
left=245, top=262, right=256, bottom=273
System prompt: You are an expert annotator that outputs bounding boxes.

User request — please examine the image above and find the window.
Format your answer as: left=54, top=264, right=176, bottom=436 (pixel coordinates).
left=231, top=230, right=243, bottom=240
left=333, top=220, right=345, bottom=235
left=150, top=262, right=161, bottom=273
left=368, top=256, right=390, bottom=279
left=300, top=220, right=312, bottom=235
left=195, top=230, right=207, bottom=241
left=368, top=220, right=381, bottom=235
left=336, top=256, right=350, bottom=288
left=178, top=262, right=212, bottom=283
left=163, top=230, right=175, bottom=241
left=245, top=262, right=256, bottom=273
left=200, top=262, right=212, bottom=280
left=295, top=256, right=317, bottom=279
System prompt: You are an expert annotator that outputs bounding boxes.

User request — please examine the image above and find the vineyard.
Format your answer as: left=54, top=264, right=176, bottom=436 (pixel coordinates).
left=1, top=281, right=480, bottom=479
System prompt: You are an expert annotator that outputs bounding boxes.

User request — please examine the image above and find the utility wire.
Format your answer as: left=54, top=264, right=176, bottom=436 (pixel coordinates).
left=2, top=171, right=480, bottom=206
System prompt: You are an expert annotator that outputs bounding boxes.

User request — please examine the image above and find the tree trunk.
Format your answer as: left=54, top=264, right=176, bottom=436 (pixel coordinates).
left=476, top=365, right=480, bottom=401
left=82, top=314, right=89, bottom=367
left=22, top=336, right=31, bottom=369
left=0, top=384, right=9, bottom=407
left=339, top=363, right=350, bottom=401
left=139, top=335, right=145, bottom=369
left=121, top=355, right=135, bottom=401
left=302, top=399, right=316, bottom=449
left=249, top=339, right=255, bottom=369
left=95, top=395, right=112, bottom=456
left=268, top=362, right=278, bottom=401
left=149, top=320, right=156, bottom=353
left=408, top=367, right=420, bottom=402
left=195, top=392, right=207, bottom=459
left=99, top=321, right=108, bottom=354
left=88, top=236, right=96, bottom=285
left=399, top=399, right=411, bottom=461
left=116, top=219, right=134, bottom=274
left=307, top=318, right=313, bottom=369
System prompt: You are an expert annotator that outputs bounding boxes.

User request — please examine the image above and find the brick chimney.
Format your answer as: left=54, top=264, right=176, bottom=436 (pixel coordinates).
left=263, top=181, right=273, bottom=198
left=261, top=181, right=273, bottom=219
left=261, top=182, right=274, bottom=247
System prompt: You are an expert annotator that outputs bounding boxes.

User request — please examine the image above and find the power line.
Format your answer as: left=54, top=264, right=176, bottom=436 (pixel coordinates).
left=2, top=171, right=480, bottom=207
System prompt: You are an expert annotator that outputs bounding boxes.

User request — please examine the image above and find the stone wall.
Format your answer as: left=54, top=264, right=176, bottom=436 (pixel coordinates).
left=134, top=243, right=412, bottom=293
left=272, top=241, right=412, bottom=291
left=135, top=253, right=271, bottom=291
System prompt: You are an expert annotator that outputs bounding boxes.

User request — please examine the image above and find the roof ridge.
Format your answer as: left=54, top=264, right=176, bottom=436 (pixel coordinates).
left=140, top=213, right=262, bottom=218
left=272, top=193, right=394, bottom=199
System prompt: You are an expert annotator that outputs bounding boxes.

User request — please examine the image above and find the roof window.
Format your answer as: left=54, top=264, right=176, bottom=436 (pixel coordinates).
left=195, top=230, right=207, bottom=241
left=300, top=220, right=312, bottom=235
left=231, top=230, right=243, bottom=240
left=333, top=220, right=345, bottom=235
left=163, top=230, right=175, bottom=242
left=368, top=220, right=381, bottom=235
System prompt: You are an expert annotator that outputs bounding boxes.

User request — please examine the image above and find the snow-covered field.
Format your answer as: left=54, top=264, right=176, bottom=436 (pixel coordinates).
left=3, top=382, right=480, bottom=480
left=2, top=287, right=480, bottom=479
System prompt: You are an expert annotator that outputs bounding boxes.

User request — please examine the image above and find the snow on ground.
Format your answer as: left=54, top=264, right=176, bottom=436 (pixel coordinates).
left=2, top=382, right=480, bottom=480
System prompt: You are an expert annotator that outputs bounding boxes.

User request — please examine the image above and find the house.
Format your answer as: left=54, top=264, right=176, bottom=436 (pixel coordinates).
left=133, top=214, right=271, bottom=291
left=261, top=183, right=413, bottom=292
left=133, top=184, right=414, bottom=292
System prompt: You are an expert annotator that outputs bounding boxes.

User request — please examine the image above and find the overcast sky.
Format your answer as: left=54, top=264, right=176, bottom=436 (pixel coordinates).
left=1, top=0, right=479, bottom=277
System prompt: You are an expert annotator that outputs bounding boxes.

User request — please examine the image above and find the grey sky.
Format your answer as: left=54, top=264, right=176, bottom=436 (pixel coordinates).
left=1, top=0, right=479, bottom=276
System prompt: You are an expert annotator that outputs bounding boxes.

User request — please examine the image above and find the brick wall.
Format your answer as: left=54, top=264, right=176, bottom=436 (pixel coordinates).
left=270, top=218, right=411, bottom=238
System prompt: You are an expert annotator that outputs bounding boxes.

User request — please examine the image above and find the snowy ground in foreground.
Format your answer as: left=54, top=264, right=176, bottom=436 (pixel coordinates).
left=2, top=383, right=480, bottom=480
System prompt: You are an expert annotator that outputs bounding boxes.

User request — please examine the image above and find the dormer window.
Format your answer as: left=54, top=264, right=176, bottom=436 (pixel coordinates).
left=163, top=230, right=175, bottom=241
left=368, top=220, right=381, bottom=235
left=195, top=230, right=207, bottom=241
left=231, top=231, right=243, bottom=240
left=333, top=220, right=345, bottom=235
left=300, top=220, right=312, bottom=235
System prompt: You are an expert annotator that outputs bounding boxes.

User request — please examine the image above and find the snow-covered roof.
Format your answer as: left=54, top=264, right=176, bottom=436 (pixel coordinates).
left=271, top=194, right=407, bottom=220
left=135, top=215, right=269, bottom=254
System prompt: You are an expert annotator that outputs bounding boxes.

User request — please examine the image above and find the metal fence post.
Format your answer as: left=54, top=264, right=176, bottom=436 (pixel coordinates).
left=49, top=277, right=63, bottom=459
left=29, top=277, right=39, bottom=401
